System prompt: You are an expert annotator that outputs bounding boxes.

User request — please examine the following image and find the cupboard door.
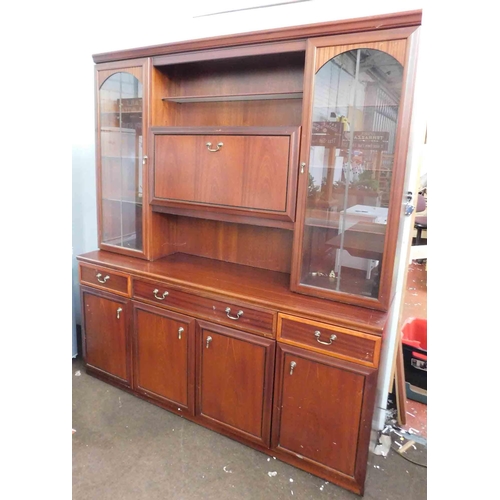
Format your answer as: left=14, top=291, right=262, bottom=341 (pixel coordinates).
left=133, top=303, right=195, bottom=414
left=96, top=60, right=149, bottom=258
left=272, top=343, right=377, bottom=493
left=291, top=28, right=419, bottom=310
left=82, top=288, right=131, bottom=386
left=196, top=321, right=275, bottom=447
left=150, top=126, right=300, bottom=224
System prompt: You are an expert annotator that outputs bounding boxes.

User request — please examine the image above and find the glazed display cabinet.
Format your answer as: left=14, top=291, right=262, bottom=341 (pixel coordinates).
left=78, top=10, right=422, bottom=496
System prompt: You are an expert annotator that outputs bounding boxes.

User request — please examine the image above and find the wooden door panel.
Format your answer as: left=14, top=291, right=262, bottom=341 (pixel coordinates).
left=151, top=127, right=299, bottom=223
left=197, top=322, right=275, bottom=446
left=134, top=304, right=195, bottom=412
left=83, top=290, right=130, bottom=384
left=274, top=345, right=366, bottom=477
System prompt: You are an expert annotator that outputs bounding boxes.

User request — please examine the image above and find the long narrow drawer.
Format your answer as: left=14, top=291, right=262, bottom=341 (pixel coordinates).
left=277, top=314, right=381, bottom=368
left=133, top=278, right=276, bottom=338
left=79, top=263, right=131, bottom=297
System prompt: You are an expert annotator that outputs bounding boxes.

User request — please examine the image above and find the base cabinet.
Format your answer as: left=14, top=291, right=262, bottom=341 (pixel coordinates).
left=133, top=302, right=195, bottom=414
left=196, top=321, right=275, bottom=447
left=79, top=259, right=383, bottom=495
left=81, top=287, right=131, bottom=387
left=272, top=344, right=378, bottom=494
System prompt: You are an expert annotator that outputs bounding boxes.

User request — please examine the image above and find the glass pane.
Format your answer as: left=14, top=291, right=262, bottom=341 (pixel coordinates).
left=100, top=71, right=143, bottom=250
left=300, top=49, right=403, bottom=299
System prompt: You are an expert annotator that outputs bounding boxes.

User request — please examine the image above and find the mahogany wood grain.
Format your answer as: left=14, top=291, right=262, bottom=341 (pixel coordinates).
left=174, top=217, right=293, bottom=273
left=151, top=128, right=298, bottom=222
left=78, top=251, right=388, bottom=334
left=156, top=53, right=304, bottom=98
left=152, top=40, right=306, bottom=66
left=92, top=11, right=422, bottom=63
left=79, top=263, right=131, bottom=297
left=272, top=344, right=378, bottom=495
left=167, top=99, right=303, bottom=128
left=133, top=277, right=276, bottom=338
left=196, top=321, right=275, bottom=446
left=152, top=205, right=295, bottom=231
left=81, top=288, right=131, bottom=386
left=132, top=302, right=195, bottom=414
left=277, top=314, right=381, bottom=368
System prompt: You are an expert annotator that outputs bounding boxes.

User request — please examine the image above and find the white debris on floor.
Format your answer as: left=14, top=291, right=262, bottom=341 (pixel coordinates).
left=268, top=471, right=277, bottom=477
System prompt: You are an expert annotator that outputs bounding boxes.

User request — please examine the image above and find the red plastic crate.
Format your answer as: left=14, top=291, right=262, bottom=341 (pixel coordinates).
left=401, top=318, right=427, bottom=400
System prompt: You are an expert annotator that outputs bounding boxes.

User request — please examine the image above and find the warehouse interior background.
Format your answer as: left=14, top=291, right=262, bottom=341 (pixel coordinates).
left=1, top=1, right=496, bottom=499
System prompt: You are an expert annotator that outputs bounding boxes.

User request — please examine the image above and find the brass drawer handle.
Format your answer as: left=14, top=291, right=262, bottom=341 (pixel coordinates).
left=153, top=288, right=169, bottom=300
left=96, top=273, right=110, bottom=284
left=206, top=141, right=223, bottom=152
left=206, top=336, right=212, bottom=348
left=290, top=361, right=297, bottom=375
left=116, top=307, right=123, bottom=319
left=178, top=327, right=184, bottom=340
left=314, top=330, right=337, bottom=345
left=225, top=307, right=243, bottom=320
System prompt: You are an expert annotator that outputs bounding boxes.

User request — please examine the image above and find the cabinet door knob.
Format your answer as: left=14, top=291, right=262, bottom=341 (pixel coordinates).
left=225, top=307, right=243, bottom=320
left=206, top=336, right=212, bottom=349
left=206, top=142, right=223, bottom=152
left=289, top=361, right=297, bottom=375
left=300, top=162, right=306, bottom=173
left=116, top=307, right=123, bottom=319
left=153, top=289, right=169, bottom=300
left=96, top=273, right=110, bottom=284
left=314, top=330, right=337, bottom=345
left=178, top=327, right=184, bottom=340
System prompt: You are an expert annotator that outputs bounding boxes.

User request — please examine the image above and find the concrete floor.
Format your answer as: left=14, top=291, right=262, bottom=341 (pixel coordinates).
left=72, top=357, right=427, bottom=500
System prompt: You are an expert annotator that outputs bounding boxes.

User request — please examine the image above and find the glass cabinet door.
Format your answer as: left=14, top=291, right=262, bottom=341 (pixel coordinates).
left=98, top=67, right=145, bottom=254
left=293, top=37, right=410, bottom=309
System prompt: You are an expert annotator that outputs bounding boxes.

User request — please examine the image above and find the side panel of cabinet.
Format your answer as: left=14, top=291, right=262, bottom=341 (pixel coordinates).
left=272, top=343, right=377, bottom=495
left=132, top=302, right=195, bottom=415
left=81, top=287, right=132, bottom=387
left=196, top=321, right=275, bottom=447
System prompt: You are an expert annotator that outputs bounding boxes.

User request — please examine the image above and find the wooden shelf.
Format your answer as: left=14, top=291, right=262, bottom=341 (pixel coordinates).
left=162, top=92, right=303, bottom=103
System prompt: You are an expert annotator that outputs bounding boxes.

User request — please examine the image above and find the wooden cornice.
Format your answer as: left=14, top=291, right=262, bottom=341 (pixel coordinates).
left=92, top=9, right=422, bottom=64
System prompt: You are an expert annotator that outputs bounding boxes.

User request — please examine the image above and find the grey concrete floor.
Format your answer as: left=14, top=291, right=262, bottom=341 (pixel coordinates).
left=72, top=357, right=427, bottom=499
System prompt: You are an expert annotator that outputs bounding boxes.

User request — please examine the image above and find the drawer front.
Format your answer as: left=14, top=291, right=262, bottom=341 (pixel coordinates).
left=278, top=314, right=381, bottom=367
left=151, top=127, right=299, bottom=222
left=79, top=264, right=130, bottom=296
left=133, top=278, right=276, bottom=337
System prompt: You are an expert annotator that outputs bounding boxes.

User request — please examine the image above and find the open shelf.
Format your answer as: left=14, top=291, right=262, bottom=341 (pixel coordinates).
left=162, top=91, right=303, bottom=103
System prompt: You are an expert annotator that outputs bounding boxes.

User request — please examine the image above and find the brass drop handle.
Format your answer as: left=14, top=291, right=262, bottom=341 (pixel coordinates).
left=206, top=142, right=223, bottom=152
left=206, top=336, right=212, bottom=349
left=225, top=307, right=243, bottom=320
left=178, top=327, right=184, bottom=340
left=153, top=289, right=169, bottom=300
left=96, top=273, right=110, bottom=284
left=300, top=162, right=306, bottom=174
left=290, top=361, right=297, bottom=375
left=116, top=307, right=123, bottom=319
left=314, top=330, right=337, bottom=345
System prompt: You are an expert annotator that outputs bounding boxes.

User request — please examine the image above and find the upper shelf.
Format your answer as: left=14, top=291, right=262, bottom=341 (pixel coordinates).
left=162, top=91, right=303, bottom=103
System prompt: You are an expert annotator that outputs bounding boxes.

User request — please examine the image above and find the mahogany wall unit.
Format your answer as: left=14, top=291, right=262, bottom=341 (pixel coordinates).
left=78, top=10, right=422, bottom=496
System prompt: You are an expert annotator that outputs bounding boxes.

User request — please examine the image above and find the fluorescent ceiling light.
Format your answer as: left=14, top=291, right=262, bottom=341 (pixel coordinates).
left=193, top=0, right=312, bottom=18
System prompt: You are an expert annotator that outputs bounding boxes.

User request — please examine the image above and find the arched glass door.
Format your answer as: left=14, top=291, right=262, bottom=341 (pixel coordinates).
left=99, top=71, right=144, bottom=251
left=295, top=47, right=404, bottom=303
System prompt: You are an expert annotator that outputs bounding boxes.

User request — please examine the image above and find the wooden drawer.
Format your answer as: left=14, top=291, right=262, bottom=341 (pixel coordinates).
left=133, top=278, right=276, bottom=338
left=79, top=263, right=130, bottom=297
left=277, top=314, right=381, bottom=368
left=150, top=126, right=299, bottom=223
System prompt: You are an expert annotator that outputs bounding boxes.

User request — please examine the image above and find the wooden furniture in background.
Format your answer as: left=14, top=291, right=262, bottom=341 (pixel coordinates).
left=78, top=11, right=422, bottom=496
